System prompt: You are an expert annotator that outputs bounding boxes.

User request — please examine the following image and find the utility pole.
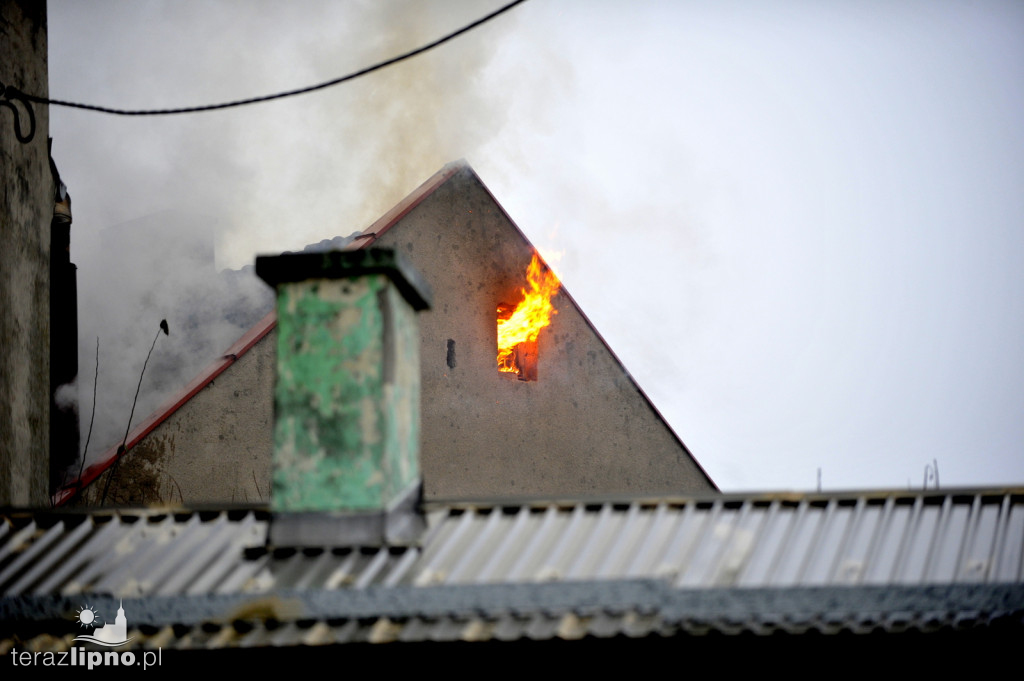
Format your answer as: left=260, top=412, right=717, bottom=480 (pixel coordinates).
left=1, top=0, right=51, bottom=506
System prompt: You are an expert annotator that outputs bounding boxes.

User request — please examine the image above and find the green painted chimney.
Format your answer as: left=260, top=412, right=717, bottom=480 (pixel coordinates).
left=256, top=248, right=431, bottom=545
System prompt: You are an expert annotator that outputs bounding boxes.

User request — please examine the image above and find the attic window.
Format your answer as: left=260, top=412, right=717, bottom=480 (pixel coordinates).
left=496, top=253, right=559, bottom=382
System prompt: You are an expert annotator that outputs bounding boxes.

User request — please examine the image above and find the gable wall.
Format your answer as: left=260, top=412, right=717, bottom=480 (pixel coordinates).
left=78, top=333, right=274, bottom=506
left=83, top=164, right=713, bottom=505
left=373, top=166, right=713, bottom=498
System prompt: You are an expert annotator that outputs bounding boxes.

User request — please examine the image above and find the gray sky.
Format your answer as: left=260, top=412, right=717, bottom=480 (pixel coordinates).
left=47, top=0, right=1024, bottom=492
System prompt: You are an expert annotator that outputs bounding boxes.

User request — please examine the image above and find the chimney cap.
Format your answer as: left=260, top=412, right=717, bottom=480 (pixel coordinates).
left=255, top=248, right=431, bottom=311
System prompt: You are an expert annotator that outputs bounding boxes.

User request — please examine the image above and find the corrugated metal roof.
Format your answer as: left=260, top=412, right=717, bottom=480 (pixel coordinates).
left=417, top=491, right=1024, bottom=588
left=12, top=490, right=1024, bottom=596
left=3, top=489, right=1023, bottom=650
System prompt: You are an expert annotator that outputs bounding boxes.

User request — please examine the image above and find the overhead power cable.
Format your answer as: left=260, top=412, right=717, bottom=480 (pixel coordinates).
left=3, top=0, right=527, bottom=125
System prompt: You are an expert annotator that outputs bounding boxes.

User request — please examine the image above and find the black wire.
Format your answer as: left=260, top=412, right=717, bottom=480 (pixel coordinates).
left=99, top=323, right=165, bottom=506
left=18, top=0, right=528, bottom=116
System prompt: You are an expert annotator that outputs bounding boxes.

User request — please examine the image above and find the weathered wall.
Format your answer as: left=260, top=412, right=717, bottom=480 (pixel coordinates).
left=0, top=0, right=50, bottom=507
left=80, top=331, right=275, bottom=506
left=374, top=166, right=715, bottom=499
left=262, top=260, right=422, bottom=513
left=88, top=163, right=714, bottom=506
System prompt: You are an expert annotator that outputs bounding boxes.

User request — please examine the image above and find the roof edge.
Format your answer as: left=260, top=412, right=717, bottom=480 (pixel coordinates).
left=423, top=485, right=1024, bottom=511
left=347, top=160, right=465, bottom=249
left=52, top=311, right=277, bottom=507
left=459, top=164, right=719, bottom=491
left=5, top=582, right=1022, bottom=628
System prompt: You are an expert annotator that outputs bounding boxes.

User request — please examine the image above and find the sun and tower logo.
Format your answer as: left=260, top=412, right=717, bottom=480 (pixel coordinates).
left=74, top=600, right=131, bottom=646
left=9, top=601, right=162, bottom=669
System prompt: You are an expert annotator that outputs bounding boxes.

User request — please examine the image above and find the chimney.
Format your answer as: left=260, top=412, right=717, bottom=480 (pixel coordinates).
left=49, top=142, right=79, bottom=494
left=256, top=248, right=431, bottom=546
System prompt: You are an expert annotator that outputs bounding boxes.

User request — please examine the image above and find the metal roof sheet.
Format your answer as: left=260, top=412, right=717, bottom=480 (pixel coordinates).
left=3, top=488, right=1023, bottom=649
left=414, top=491, right=1024, bottom=588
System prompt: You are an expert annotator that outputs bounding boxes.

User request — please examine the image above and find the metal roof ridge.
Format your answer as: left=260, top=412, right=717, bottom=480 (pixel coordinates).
left=27, top=484, right=1024, bottom=518
left=423, top=486, right=1024, bottom=511
left=5, top=582, right=1022, bottom=628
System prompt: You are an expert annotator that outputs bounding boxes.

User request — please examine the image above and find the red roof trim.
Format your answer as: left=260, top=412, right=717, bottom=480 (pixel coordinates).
left=345, top=160, right=464, bottom=249
left=52, top=311, right=277, bottom=506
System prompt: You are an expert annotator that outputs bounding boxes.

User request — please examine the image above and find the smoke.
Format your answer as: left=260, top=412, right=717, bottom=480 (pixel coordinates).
left=54, top=379, right=79, bottom=412
left=51, top=2, right=521, bottom=472
left=73, top=210, right=274, bottom=463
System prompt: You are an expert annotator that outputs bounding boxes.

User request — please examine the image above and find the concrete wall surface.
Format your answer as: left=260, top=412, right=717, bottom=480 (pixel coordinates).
left=375, top=166, right=714, bottom=499
left=86, top=163, right=714, bottom=505
left=79, top=331, right=275, bottom=506
left=0, top=0, right=50, bottom=506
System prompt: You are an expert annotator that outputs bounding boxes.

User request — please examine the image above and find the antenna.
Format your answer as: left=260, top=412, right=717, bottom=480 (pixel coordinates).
left=99, top=320, right=168, bottom=505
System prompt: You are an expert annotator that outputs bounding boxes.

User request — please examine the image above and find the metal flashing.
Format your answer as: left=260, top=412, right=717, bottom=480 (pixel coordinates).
left=255, top=248, right=432, bottom=311
left=268, top=481, right=426, bottom=548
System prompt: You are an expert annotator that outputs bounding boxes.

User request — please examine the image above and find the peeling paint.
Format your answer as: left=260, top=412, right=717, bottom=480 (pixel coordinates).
left=269, top=267, right=422, bottom=513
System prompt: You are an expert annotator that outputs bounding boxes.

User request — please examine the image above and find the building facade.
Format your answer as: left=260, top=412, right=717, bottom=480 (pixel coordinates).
left=66, top=162, right=715, bottom=506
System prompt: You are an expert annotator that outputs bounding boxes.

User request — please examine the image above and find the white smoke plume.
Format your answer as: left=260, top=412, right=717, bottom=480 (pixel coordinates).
left=53, top=2, right=523, bottom=474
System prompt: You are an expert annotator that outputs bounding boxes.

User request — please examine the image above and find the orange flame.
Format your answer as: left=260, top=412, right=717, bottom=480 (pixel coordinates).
left=497, top=252, right=560, bottom=374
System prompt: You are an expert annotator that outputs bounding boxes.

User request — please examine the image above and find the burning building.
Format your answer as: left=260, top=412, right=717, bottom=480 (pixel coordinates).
left=9, top=240, right=1022, bottom=662
left=5, top=12, right=1020, bottom=660
left=59, top=161, right=715, bottom=506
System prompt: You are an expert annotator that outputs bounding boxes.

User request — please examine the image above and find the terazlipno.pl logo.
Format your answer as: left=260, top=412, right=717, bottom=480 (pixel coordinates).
left=8, top=601, right=161, bottom=670
left=74, top=600, right=131, bottom=646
